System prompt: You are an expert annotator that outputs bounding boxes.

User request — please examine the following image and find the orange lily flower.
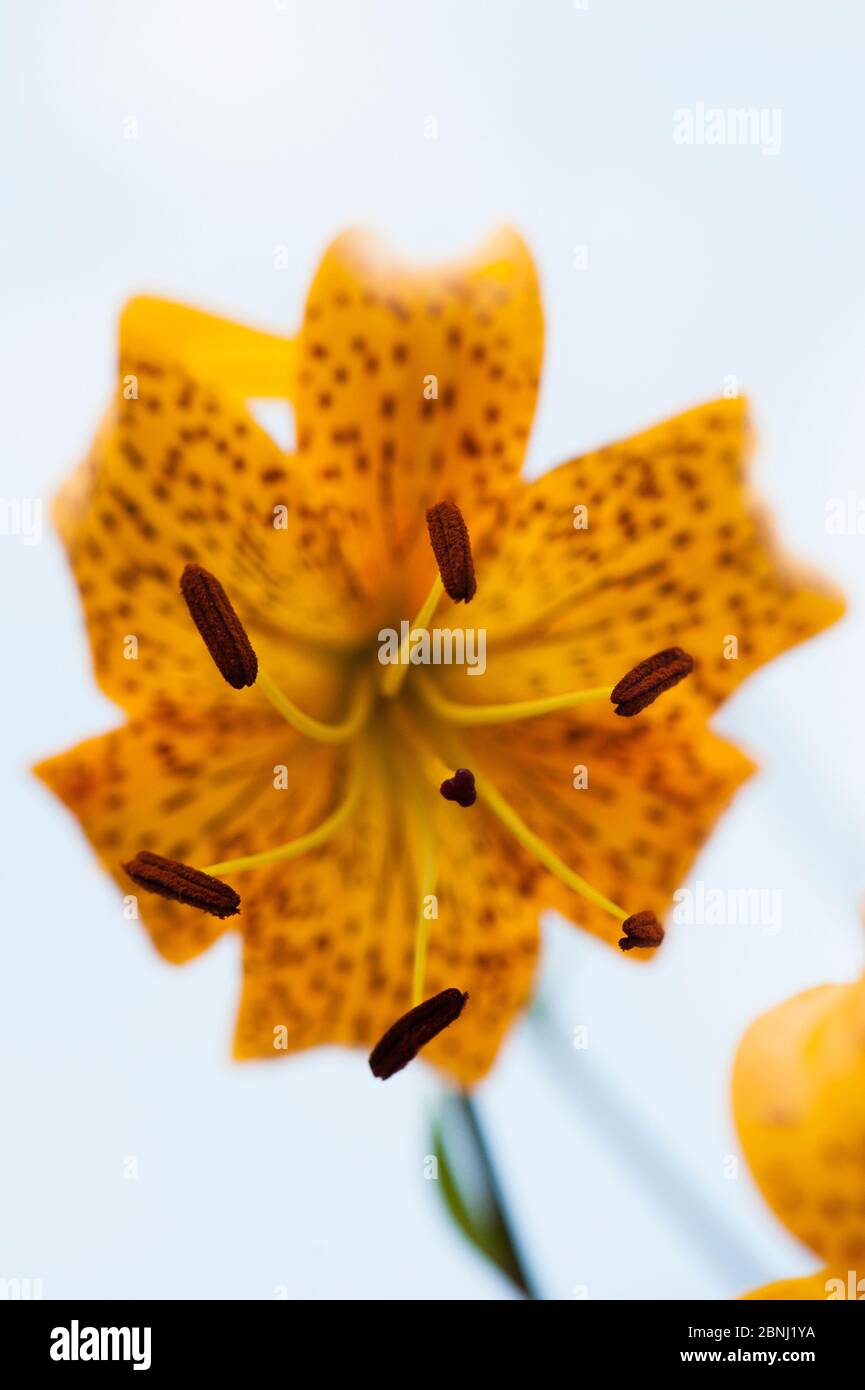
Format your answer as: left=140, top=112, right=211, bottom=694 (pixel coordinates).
left=734, top=966, right=865, bottom=1299
left=35, top=228, right=843, bottom=1084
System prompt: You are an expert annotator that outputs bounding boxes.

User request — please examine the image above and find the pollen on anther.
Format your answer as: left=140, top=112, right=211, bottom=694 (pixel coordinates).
left=179, top=563, right=258, bottom=690
left=123, top=850, right=241, bottom=919
left=426, top=499, right=477, bottom=603
left=369, top=988, right=469, bottom=1079
left=618, top=910, right=664, bottom=952
left=611, top=648, right=694, bottom=717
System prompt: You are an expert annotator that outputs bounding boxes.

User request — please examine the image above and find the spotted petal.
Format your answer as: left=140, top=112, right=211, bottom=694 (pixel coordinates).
left=56, top=313, right=375, bottom=720
left=233, top=742, right=540, bottom=1085
left=294, top=226, right=544, bottom=611
left=34, top=702, right=336, bottom=964
left=453, top=398, right=844, bottom=714
left=452, top=702, right=754, bottom=950
left=733, top=979, right=865, bottom=1275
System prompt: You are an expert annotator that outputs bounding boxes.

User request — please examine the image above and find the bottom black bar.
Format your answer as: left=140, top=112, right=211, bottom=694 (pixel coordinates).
left=2, top=1296, right=858, bottom=1373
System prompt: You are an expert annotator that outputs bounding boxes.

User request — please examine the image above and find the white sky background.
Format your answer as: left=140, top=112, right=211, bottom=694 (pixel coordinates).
left=2, top=0, right=864, bottom=1299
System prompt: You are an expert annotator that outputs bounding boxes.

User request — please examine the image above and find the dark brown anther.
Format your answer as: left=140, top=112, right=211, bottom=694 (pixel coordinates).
left=425, top=499, right=477, bottom=603
left=123, top=851, right=241, bottom=919
left=180, top=563, right=258, bottom=689
left=369, top=988, right=469, bottom=1079
left=439, top=768, right=477, bottom=807
left=618, top=910, right=664, bottom=952
left=611, top=647, right=694, bottom=717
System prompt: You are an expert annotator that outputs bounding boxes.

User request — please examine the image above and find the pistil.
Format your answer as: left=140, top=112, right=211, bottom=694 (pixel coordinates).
left=409, top=796, right=438, bottom=1006
left=396, top=710, right=662, bottom=951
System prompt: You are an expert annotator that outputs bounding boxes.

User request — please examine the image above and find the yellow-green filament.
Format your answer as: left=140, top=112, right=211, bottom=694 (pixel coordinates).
left=257, top=667, right=373, bottom=744
left=472, top=768, right=627, bottom=923
left=380, top=574, right=444, bottom=699
left=397, top=711, right=627, bottom=926
left=410, top=798, right=438, bottom=1005
left=204, top=754, right=364, bottom=875
left=400, top=711, right=631, bottom=928
left=417, top=678, right=614, bottom=726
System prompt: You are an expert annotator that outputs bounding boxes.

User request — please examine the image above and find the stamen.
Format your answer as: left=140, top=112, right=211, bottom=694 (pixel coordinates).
left=379, top=574, right=444, bottom=699
left=202, top=752, right=365, bottom=875
left=180, top=563, right=258, bottom=689
left=396, top=712, right=631, bottom=929
left=257, top=667, right=374, bottom=744
left=611, top=648, right=694, bottom=717
left=123, top=851, right=240, bottom=918
left=369, top=988, right=469, bottom=1079
left=618, top=910, right=665, bottom=952
left=471, top=765, right=628, bottom=924
left=418, top=678, right=613, bottom=726
left=439, top=767, right=477, bottom=807
left=426, top=500, right=476, bottom=603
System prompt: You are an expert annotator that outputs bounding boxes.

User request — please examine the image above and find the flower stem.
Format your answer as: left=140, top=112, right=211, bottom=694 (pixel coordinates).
left=528, top=997, right=772, bottom=1292
left=456, top=1091, right=542, bottom=1301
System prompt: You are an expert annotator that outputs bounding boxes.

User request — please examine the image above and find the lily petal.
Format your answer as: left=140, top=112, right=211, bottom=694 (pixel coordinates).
left=120, top=296, right=297, bottom=401
left=457, top=398, right=844, bottom=714
left=55, top=337, right=374, bottom=718
left=741, top=1269, right=836, bottom=1300
left=34, top=703, right=337, bottom=964
left=458, top=703, right=754, bottom=950
left=294, top=226, right=544, bottom=610
left=233, top=745, right=539, bottom=1085
left=733, top=979, right=865, bottom=1274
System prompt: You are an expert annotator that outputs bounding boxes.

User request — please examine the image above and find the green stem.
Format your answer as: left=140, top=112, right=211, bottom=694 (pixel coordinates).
left=457, top=1091, right=542, bottom=1301
left=529, top=998, right=772, bottom=1292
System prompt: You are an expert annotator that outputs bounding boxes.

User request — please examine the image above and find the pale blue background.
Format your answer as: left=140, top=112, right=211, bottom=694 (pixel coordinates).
left=2, top=0, right=864, bottom=1299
